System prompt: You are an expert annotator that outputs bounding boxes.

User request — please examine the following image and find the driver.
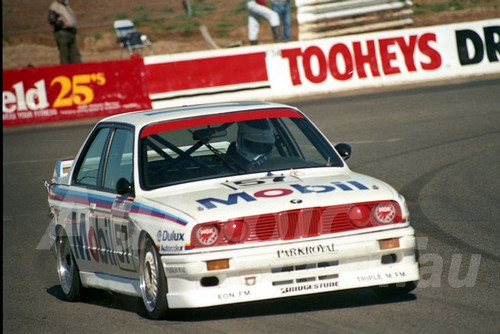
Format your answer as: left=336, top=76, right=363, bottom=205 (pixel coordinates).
left=235, top=119, right=275, bottom=167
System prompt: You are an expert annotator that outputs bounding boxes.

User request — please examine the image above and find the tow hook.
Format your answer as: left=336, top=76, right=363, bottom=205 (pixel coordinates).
left=44, top=180, right=52, bottom=193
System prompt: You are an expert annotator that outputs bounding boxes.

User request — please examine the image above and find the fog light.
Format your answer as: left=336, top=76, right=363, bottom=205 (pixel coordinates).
left=379, top=238, right=400, bottom=250
left=206, top=258, right=230, bottom=271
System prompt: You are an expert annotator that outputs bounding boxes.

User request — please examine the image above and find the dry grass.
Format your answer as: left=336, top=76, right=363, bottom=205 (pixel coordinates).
left=2, top=0, right=499, bottom=69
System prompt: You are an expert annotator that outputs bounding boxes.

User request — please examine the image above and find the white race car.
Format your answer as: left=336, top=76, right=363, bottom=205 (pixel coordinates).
left=46, top=102, right=419, bottom=319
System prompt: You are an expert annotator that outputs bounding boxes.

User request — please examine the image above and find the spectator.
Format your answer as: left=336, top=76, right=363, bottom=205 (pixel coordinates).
left=246, top=0, right=281, bottom=45
left=48, top=0, right=81, bottom=64
left=271, top=0, right=291, bottom=42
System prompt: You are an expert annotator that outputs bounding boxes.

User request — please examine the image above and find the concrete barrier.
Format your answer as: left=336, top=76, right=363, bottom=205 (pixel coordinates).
left=148, top=19, right=500, bottom=109
left=3, top=19, right=499, bottom=126
left=296, top=0, right=414, bottom=41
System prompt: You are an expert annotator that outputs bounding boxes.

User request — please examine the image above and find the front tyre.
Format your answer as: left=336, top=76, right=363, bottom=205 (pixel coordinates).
left=139, top=236, right=169, bottom=319
left=56, top=230, right=84, bottom=301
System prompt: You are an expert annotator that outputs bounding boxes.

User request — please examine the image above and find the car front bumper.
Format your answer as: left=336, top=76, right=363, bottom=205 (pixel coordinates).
left=161, top=226, right=419, bottom=308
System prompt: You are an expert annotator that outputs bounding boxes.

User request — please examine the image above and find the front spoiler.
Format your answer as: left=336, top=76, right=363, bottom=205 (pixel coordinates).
left=161, top=226, right=419, bottom=308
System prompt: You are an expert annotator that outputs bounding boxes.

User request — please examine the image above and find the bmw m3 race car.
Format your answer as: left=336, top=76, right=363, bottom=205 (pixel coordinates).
left=46, top=101, right=419, bottom=319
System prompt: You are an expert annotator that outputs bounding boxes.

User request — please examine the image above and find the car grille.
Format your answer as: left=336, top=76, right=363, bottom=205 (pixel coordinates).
left=190, top=200, right=403, bottom=248
left=271, top=260, right=340, bottom=286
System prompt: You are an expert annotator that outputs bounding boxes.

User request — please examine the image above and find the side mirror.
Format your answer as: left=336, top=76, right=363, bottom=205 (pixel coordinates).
left=116, top=177, right=134, bottom=195
left=335, top=143, right=352, bottom=160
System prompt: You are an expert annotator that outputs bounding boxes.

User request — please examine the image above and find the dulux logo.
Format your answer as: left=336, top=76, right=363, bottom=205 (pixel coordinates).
left=157, top=230, right=185, bottom=242
left=197, top=181, right=369, bottom=209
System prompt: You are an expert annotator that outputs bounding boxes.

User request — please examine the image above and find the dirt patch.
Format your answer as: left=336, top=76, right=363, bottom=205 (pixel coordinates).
left=2, top=0, right=499, bottom=70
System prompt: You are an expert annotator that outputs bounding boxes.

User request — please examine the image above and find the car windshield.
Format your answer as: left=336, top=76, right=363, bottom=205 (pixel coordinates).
left=139, top=110, right=343, bottom=190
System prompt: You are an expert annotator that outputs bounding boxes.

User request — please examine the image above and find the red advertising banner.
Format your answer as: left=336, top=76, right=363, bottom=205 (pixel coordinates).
left=145, top=52, right=269, bottom=95
left=3, top=58, right=151, bottom=127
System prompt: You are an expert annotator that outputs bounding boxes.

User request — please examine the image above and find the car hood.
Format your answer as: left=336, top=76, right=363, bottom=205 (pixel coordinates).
left=143, top=169, right=400, bottom=223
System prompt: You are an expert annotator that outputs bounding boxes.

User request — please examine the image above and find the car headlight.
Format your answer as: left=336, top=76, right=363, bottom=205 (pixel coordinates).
left=224, top=219, right=249, bottom=243
left=374, top=202, right=397, bottom=224
left=348, top=205, right=371, bottom=227
left=195, top=224, right=220, bottom=246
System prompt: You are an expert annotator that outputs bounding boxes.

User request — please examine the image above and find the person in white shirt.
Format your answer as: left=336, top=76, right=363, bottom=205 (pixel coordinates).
left=246, top=0, right=281, bottom=45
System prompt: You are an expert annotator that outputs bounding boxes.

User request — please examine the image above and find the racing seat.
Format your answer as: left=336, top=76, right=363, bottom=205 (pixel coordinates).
left=113, top=19, right=153, bottom=56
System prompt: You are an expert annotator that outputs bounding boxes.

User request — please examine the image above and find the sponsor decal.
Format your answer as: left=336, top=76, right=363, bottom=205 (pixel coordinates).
left=222, top=175, right=300, bottom=190
left=218, top=290, right=251, bottom=300
left=71, top=212, right=136, bottom=271
left=195, top=224, right=220, bottom=246
left=160, top=245, right=184, bottom=252
left=280, top=281, right=338, bottom=294
left=50, top=187, right=188, bottom=226
left=197, top=181, right=369, bottom=209
left=455, top=26, right=500, bottom=65
left=3, top=59, right=151, bottom=127
left=157, top=230, right=185, bottom=252
left=157, top=230, right=185, bottom=242
left=374, top=202, right=397, bottom=223
left=281, top=33, right=441, bottom=85
left=356, top=271, right=407, bottom=283
left=277, top=243, right=336, bottom=258
left=131, top=202, right=188, bottom=226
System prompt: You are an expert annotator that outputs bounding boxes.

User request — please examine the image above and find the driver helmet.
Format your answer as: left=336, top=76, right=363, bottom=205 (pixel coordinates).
left=236, top=119, right=275, bottom=162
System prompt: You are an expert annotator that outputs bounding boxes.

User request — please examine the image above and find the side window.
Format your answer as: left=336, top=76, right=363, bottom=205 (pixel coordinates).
left=74, top=127, right=111, bottom=187
left=103, top=128, right=134, bottom=191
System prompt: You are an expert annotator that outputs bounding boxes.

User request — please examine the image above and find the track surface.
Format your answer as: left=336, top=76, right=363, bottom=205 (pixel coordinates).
left=3, top=77, right=500, bottom=333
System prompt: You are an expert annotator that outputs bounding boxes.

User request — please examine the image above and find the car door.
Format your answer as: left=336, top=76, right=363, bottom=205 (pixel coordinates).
left=104, top=127, right=138, bottom=277
left=69, top=125, right=137, bottom=278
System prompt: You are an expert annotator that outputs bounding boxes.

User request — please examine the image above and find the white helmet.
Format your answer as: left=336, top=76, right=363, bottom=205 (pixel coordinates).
left=236, top=119, right=275, bottom=162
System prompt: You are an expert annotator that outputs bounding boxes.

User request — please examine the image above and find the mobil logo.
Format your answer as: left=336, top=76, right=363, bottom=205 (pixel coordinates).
left=196, top=181, right=369, bottom=209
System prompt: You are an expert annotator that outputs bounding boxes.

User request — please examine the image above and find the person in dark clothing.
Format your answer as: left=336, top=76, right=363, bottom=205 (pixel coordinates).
left=48, top=0, right=81, bottom=64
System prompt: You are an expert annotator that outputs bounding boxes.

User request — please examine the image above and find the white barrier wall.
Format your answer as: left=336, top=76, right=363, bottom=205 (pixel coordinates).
left=145, top=19, right=499, bottom=109
left=296, top=0, right=414, bottom=40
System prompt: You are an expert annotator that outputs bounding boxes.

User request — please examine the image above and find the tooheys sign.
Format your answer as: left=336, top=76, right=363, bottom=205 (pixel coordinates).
left=142, top=19, right=499, bottom=107
left=2, top=58, right=151, bottom=127
left=264, top=19, right=500, bottom=96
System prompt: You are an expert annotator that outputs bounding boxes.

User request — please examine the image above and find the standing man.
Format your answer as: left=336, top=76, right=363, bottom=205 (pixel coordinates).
left=271, top=0, right=291, bottom=42
left=48, top=0, right=81, bottom=64
left=246, top=0, right=281, bottom=45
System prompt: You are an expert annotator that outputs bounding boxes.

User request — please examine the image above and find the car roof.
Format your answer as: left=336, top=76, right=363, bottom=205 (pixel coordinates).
left=99, top=101, right=300, bottom=129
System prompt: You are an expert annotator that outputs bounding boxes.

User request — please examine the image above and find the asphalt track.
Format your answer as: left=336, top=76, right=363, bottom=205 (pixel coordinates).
left=3, top=76, right=500, bottom=333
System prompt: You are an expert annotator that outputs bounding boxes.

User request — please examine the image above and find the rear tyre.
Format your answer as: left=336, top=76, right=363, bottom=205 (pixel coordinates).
left=139, top=236, right=169, bottom=319
left=372, top=281, right=418, bottom=298
left=56, top=230, right=84, bottom=301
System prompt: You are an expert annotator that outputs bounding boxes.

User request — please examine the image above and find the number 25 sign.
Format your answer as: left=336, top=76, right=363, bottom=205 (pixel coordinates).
left=3, top=59, right=151, bottom=126
left=51, top=73, right=106, bottom=108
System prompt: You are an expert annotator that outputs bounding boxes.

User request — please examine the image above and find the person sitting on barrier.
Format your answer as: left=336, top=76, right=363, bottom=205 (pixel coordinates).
left=246, top=0, right=281, bottom=45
